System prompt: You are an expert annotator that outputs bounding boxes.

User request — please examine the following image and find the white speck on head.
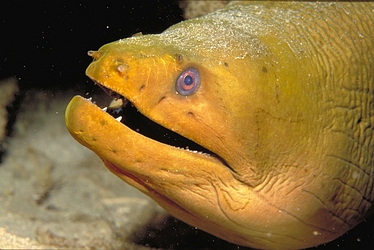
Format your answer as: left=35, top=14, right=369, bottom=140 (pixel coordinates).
left=313, top=231, right=320, bottom=236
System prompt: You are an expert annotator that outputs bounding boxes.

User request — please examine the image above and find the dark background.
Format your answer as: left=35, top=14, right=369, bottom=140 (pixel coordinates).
left=1, top=1, right=373, bottom=249
left=0, top=1, right=183, bottom=91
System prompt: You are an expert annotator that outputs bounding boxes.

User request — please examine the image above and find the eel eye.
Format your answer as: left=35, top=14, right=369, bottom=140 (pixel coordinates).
left=176, top=68, right=200, bottom=96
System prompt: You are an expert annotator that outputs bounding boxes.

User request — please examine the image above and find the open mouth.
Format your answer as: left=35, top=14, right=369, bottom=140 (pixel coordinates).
left=94, top=83, right=215, bottom=157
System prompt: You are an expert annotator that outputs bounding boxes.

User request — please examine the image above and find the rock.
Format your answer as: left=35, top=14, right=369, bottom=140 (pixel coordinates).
left=179, top=0, right=229, bottom=19
left=0, top=227, right=50, bottom=249
left=0, top=78, right=19, bottom=155
left=0, top=90, right=159, bottom=249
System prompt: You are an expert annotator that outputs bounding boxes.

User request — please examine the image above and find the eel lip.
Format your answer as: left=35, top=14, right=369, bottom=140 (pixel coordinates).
left=95, top=81, right=123, bottom=100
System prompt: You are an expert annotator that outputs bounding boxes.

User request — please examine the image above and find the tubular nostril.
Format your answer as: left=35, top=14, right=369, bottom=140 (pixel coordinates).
left=87, top=50, right=103, bottom=60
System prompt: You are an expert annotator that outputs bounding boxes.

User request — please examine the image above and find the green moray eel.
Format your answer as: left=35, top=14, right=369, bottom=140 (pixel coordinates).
left=65, top=1, right=374, bottom=249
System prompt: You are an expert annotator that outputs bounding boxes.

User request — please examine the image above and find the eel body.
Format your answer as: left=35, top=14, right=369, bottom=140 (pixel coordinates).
left=65, top=1, right=374, bottom=249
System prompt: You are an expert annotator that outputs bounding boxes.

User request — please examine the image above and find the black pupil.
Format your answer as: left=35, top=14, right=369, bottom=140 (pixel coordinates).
left=184, top=75, right=193, bottom=85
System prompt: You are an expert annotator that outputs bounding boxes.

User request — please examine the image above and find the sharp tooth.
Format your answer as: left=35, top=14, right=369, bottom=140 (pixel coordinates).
left=109, top=98, right=123, bottom=109
left=115, top=116, right=122, bottom=122
left=102, top=107, right=108, bottom=112
left=87, top=97, right=92, bottom=102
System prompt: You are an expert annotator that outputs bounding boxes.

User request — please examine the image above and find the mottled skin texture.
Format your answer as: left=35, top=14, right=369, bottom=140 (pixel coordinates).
left=65, top=2, right=374, bottom=249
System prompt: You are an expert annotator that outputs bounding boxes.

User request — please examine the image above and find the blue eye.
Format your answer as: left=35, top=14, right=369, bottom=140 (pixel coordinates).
left=176, top=68, right=200, bottom=96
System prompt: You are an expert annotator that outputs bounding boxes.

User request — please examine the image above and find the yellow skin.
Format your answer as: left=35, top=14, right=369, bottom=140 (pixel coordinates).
left=65, top=2, right=374, bottom=249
